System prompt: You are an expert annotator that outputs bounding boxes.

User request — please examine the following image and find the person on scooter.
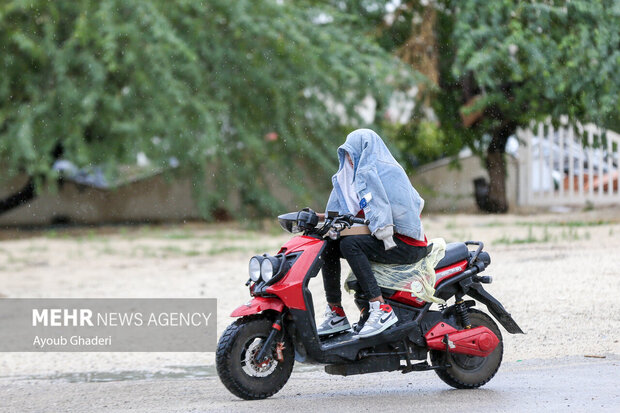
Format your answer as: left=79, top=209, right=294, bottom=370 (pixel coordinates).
left=317, top=128, right=428, bottom=338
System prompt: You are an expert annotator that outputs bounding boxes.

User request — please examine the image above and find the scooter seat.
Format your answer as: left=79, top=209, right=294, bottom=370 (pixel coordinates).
left=434, top=242, right=469, bottom=269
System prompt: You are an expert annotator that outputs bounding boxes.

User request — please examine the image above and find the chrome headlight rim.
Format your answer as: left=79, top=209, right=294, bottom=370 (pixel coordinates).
left=248, top=256, right=263, bottom=282
left=260, top=257, right=274, bottom=282
left=260, top=255, right=282, bottom=283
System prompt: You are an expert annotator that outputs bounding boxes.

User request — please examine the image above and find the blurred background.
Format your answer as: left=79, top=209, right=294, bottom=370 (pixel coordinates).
left=0, top=2, right=619, bottom=398
left=1, top=0, right=618, bottom=226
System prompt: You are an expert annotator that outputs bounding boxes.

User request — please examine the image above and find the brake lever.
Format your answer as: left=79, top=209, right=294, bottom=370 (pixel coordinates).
left=318, top=219, right=333, bottom=236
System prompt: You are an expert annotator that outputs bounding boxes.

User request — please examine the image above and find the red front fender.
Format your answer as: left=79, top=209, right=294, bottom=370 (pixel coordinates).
left=230, top=296, right=285, bottom=317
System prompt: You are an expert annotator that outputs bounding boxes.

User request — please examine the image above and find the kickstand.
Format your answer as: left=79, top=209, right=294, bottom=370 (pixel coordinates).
left=441, top=333, right=452, bottom=368
left=401, top=340, right=414, bottom=374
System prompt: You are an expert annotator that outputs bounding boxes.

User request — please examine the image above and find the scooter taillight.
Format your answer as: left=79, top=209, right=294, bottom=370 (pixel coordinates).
left=425, top=322, right=499, bottom=357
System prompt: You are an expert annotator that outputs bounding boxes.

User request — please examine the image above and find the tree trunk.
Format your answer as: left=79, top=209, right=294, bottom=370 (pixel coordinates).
left=485, top=149, right=508, bottom=213
left=481, top=123, right=515, bottom=213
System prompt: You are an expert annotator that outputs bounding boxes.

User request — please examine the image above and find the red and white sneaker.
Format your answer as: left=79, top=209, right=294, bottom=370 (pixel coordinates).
left=356, top=301, right=398, bottom=338
left=317, top=304, right=351, bottom=336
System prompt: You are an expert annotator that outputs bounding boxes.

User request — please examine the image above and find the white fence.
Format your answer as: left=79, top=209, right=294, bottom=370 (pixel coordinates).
left=517, top=122, right=620, bottom=206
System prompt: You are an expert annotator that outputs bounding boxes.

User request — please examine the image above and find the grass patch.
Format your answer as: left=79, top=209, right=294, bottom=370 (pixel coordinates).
left=98, top=245, right=117, bottom=255
left=480, top=221, right=507, bottom=228
left=207, top=244, right=281, bottom=256
left=515, top=220, right=610, bottom=228
left=445, top=220, right=458, bottom=230
left=201, top=231, right=260, bottom=241
left=494, top=225, right=592, bottom=245
left=25, top=244, right=49, bottom=253
left=494, top=226, right=551, bottom=245
left=160, top=245, right=202, bottom=256
left=163, top=231, right=195, bottom=240
left=448, top=232, right=473, bottom=243
left=207, top=246, right=252, bottom=255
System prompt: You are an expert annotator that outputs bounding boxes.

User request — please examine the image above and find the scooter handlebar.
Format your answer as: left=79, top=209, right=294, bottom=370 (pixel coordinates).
left=317, top=214, right=370, bottom=236
left=338, top=214, right=369, bottom=225
left=351, top=217, right=369, bottom=225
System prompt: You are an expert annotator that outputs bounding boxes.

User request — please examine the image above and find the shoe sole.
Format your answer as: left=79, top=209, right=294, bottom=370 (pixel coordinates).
left=318, top=324, right=352, bottom=336
left=355, top=315, right=398, bottom=339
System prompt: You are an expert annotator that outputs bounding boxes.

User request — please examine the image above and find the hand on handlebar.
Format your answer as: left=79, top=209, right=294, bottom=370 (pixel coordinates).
left=341, top=214, right=369, bottom=225
left=351, top=216, right=370, bottom=225
left=319, top=214, right=369, bottom=238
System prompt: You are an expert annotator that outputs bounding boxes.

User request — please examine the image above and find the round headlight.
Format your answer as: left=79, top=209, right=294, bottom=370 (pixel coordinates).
left=260, top=258, right=274, bottom=282
left=249, top=256, right=262, bottom=282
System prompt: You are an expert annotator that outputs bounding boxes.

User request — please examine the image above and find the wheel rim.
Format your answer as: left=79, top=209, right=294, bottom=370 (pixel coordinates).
left=450, top=352, right=487, bottom=371
left=240, top=337, right=278, bottom=377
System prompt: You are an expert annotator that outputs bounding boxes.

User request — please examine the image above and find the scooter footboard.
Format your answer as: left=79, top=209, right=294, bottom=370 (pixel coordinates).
left=325, top=355, right=401, bottom=376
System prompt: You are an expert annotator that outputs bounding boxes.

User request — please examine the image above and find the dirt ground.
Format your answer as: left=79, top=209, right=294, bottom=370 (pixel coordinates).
left=0, top=208, right=619, bottom=380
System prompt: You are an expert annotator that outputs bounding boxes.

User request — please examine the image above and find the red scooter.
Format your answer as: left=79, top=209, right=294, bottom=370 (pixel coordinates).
left=216, top=209, right=523, bottom=400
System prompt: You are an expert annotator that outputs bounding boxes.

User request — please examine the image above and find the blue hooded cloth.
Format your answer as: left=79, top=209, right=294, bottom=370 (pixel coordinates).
left=325, top=129, right=425, bottom=249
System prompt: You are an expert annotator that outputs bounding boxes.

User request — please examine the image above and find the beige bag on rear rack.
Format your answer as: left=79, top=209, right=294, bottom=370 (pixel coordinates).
left=344, top=238, right=447, bottom=304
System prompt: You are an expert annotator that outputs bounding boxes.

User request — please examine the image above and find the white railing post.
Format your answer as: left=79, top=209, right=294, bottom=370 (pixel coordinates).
left=517, top=128, right=527, bottom=206
left=568, top=125, right=575, bottom=197
left=558, top=124, right=565, bottom=199
left=606, top=134, right=615, bottom=198
left=587, top=128, right=594, bottom=200
left=517, top=120, right=619, bottom=207
left=528, top=127, right=534, bottom=204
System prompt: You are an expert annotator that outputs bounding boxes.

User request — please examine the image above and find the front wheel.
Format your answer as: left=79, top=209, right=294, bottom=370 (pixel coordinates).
left=216, top=315, right=294, bottom=400
left=430, top=309, right=503, bottom=389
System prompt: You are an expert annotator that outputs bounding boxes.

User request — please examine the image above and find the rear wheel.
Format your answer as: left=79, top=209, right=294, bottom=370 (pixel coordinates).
left=216, top=315, right=294, bottom=400
left=430, top=309, right=503, bottom=389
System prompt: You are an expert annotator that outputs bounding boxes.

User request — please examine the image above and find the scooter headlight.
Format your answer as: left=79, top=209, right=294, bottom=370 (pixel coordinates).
left=260, top=255, right=281, bottom=282
left=248, top=256, right=263, bottom=282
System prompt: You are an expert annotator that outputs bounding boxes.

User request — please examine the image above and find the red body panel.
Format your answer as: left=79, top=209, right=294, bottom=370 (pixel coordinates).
left=388, top=290, right=426, bottom=308
left=434, top=260, right=468, bottom=286
left=386, top=259, right=469, bottom=307
left=230, top=296, right=284, bottom=317
left=425, top=322, right=499, bottom=357
left=266, top=236, right=325, bottom=311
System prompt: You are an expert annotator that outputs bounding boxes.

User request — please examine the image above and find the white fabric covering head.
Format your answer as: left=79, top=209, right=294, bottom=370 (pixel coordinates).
left=336, top=152, right=360, bottom=215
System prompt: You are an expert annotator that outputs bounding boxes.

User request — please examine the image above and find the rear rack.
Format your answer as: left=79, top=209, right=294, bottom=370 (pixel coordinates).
left=464, top=241, right=484, bottom=265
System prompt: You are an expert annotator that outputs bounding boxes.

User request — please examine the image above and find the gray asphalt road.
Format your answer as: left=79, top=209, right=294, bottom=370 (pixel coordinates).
left=2, top=356, right=618, bottom=412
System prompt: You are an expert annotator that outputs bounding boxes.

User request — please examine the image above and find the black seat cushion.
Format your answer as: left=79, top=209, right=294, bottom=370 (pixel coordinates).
left=435, top=242, right=469, bottom=269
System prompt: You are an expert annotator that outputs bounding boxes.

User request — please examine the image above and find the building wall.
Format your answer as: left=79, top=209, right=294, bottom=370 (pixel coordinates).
left=0, top=171, right=328, bottom=226
left=411, top=154, right=518, bottom=213
left=0, top=174, right=202, bottom=226
left=0, top=154, right=517, bottom=225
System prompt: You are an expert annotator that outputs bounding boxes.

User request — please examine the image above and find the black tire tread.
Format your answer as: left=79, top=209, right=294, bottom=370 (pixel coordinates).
left=431, top=309, right=503, bottom=389
left=216, top=315, right=293, bottom=400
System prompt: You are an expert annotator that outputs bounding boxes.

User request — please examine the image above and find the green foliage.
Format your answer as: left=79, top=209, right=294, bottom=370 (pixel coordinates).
left=386, top=0, right=619, bottom=211
left=451, top=0, right=620, bottom=136
left=385, top=120, right=447, bottom=169
left=380, top=1, right=619, bottom=167
left=319, top=0, right=417, bottom=52
left=0, top=0, right=415, bottom=218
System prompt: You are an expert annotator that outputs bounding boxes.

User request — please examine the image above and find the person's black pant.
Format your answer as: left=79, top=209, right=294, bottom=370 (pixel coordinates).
left=321, top=235, right=427, bottom=304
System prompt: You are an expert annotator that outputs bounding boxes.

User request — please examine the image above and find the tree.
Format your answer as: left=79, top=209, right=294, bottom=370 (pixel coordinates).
left=0, top=0, right=415, bottom=218
left=449, top=0, right=619, bottom=212
left=380, top=0, right=620, bottom=212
